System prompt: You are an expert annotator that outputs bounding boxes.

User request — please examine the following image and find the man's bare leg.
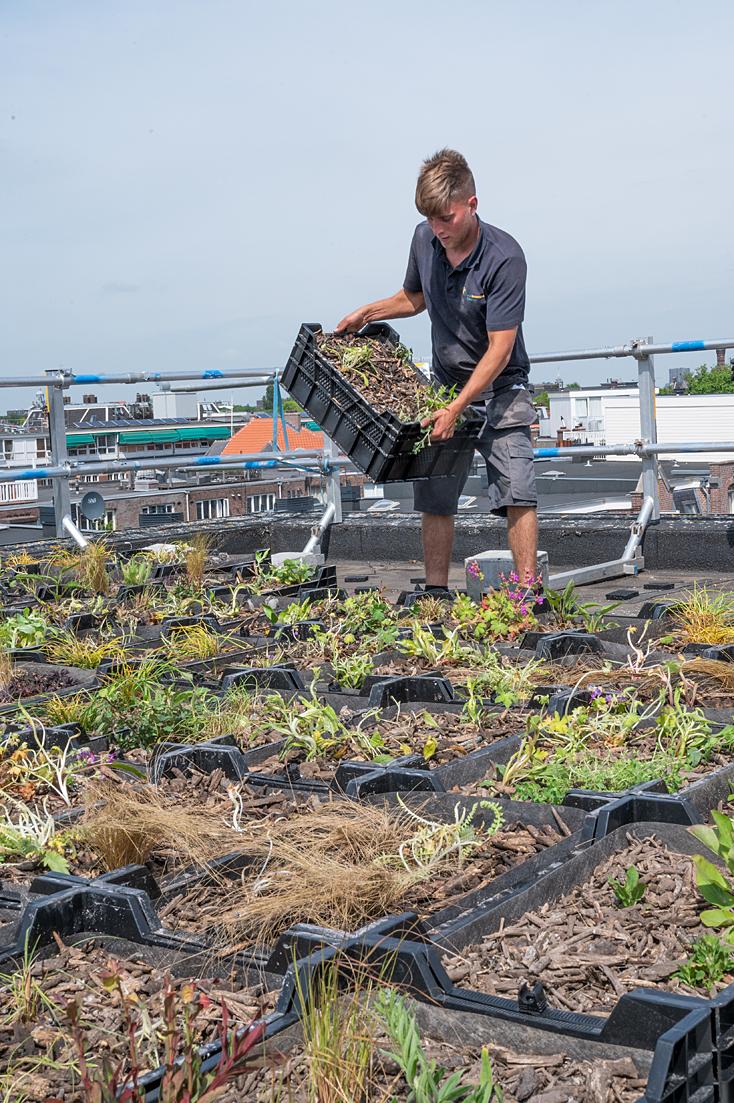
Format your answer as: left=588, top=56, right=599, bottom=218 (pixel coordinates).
left=421, top=512, right=455, bottom=587
left=506, top=506, right=538, bottom=583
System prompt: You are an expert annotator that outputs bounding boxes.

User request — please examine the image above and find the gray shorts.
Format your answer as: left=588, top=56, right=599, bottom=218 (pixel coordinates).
left=413, top=387, right=537, bottom=517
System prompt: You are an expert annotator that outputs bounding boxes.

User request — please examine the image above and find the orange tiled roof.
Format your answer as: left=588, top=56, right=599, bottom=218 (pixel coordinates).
left=221, top=418, right=323, bottom=456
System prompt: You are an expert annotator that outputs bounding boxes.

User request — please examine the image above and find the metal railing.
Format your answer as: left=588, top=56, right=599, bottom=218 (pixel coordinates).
left=0, top=336, right=732, bottom=582
left=529, top=336, right=734, bottom=585
left=0, top=366, right=344, bottom=551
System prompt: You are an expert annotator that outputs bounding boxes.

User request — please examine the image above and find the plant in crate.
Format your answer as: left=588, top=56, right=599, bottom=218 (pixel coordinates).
left=452, top=579, right=542, bottom=642
left=0, top=608, right=51, bottom=650
left=609, top=865, right=646, bottom=907
left=120, top=555, right=155, bottom=586
left=675, top=934, right=734, bottom=990
left=543, top=580, right=619, bottom=632
left=690, top=811, right=734, bottom=941
left=43, top=627, right=129, bottom=669
left=67, top=969, right=269, bottom=1103
left=670, top=583, right=734, bottom=646
left=330, top=650, right=375, bottom=691
left=246, top=550, right=316, bottom=594
left=39, top=660, right=217, bottom=752
left=0, top=798, right=72, bottom=872
left=375, top=987, right=504, bottom=1101
left=2, top=721, right=90, bottom=806
left=336, top=588, right=399, bottom=644
left=485, top=688, right=732, bottom=802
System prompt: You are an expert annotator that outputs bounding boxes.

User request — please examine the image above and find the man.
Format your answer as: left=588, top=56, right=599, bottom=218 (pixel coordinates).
left=336, top=148, right=537, bottom=591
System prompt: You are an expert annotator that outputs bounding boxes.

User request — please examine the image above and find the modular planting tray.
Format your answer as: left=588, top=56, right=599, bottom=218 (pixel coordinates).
left=282, top=321, right=483, bottom=483
left=269, top=918, right=716, bottom=1103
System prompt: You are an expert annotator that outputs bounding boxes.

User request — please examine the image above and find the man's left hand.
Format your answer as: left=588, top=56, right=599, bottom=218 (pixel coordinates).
left=422, top=406, right=459, bottom=442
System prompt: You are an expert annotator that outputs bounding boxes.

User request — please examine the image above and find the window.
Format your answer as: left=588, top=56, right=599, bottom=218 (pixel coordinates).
left=141, top=503, right=174, bottom=515
left=196, top=497, right=230, bottom=520
left=72, top=506, right=116, bottom=532
left=573, top=398, right=588, bottom=417
left=729, top=488, right=734, bottom=514
left=247, top=493, right=275, bottom=514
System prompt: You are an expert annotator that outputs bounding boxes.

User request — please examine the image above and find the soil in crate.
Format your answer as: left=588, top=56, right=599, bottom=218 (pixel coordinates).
left=0, top=936, right=277, bottom=1102
left=443, top=833, right=729, bottom=1014
left=316, top=331, right=433, bottom=420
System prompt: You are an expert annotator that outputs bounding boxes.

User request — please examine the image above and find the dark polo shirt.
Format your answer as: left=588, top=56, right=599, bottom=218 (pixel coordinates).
left=403, top=217, right=530, bottom=399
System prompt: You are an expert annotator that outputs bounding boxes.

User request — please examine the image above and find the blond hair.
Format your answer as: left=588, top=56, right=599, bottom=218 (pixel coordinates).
left=415, top=149, right=476, bottom=218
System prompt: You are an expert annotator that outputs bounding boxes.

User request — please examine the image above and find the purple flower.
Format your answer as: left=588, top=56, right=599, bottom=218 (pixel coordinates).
left=520, top=604, right=528, bottom=616
left=589, top=687, right=603, bottom=700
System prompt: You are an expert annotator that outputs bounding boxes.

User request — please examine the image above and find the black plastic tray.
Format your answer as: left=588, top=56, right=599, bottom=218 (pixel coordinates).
left=282, top=322, right=483, bottom=483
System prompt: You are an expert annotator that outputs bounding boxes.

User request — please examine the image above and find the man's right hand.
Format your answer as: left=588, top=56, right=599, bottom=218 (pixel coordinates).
left=335, top=308, right=368, bottom=334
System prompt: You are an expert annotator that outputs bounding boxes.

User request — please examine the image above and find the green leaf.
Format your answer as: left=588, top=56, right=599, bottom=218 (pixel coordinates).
left=43, top=850, right=70, bottom=873
left=104, top=760, right=147, bottom=779
left=692, top=855, right=734, bottom=906
left=700, top=908, right=734, bottom=929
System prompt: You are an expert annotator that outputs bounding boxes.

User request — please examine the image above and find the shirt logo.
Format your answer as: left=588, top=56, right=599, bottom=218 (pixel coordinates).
left=462, top=286, right=486, bottom=302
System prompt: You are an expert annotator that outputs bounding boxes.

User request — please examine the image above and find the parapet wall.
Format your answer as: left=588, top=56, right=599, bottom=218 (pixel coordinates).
left=9, top=512, right=734, bottom=572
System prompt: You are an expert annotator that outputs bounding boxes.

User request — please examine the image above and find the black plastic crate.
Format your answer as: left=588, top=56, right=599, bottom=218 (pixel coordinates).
left=282, top=322, right=483, bottom=483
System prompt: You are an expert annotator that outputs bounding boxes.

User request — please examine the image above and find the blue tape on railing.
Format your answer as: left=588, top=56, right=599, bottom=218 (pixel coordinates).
left=202, top=370, right=224, bottom=379
left=533, top=448, right=562, bottom=458
left=671, top=340, right=705, bottom=352
left=14, top=468, right=50, bottom=480
left=193, top=456, right=221, bottom=466
left=73, top=375, right=104, bottom=384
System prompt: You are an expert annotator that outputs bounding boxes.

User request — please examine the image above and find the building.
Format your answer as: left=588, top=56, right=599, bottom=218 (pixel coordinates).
left=547, top=388, right=734, bottom=462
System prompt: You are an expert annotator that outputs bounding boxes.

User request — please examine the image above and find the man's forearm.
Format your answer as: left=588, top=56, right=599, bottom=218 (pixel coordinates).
left=360, top=289, right=425, bottom=324
left=449, top=342, right=513, bottom=415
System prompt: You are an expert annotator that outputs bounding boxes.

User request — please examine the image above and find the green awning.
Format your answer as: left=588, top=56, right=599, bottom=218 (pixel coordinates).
left=119, top=426, right=233, bottom=446
left=176, top=425, right=231, bottom=441
left=66, top=433, right=95, bottom=446
left=119, top=430, right=180, bottom=444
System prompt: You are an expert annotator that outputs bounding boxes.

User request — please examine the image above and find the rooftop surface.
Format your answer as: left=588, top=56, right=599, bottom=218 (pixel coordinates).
left=330, top=560, right=734, bottom=609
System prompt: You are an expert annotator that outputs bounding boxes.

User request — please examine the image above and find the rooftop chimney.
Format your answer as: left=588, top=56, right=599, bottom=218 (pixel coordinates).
left=716, top=348, right=726, bottom=367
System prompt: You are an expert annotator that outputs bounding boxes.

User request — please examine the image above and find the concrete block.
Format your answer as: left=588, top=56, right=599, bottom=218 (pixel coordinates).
left=464, top=550, right=549, bottom=602
left=270, top=551, right=325, bottom=568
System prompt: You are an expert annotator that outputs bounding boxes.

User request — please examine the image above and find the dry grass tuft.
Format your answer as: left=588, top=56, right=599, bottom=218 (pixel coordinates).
left=78, top=541, right=113, bottom=595
left=79, top=780, right=242, bottom=871
left=0, top=651, right=13, bottom=691
left=184, top=533, right=210, bottom=588
left=671, top=584, right=734, bottom=646
left=210, top=802, right=430, bottom=945
left=680, top=658, right=734, bottom=692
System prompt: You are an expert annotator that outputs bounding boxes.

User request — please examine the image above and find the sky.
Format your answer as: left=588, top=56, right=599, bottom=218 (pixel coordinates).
left=1, top=0, right=733, bottom=414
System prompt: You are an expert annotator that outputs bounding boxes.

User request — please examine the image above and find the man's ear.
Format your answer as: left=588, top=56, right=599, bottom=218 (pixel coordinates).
left=468, top=195, right=478, bottom=213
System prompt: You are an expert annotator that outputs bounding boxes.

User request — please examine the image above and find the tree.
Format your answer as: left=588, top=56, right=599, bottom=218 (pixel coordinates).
left=683, top=363, right=734, bottom=395
left=534, top=390, right=550, bottom=409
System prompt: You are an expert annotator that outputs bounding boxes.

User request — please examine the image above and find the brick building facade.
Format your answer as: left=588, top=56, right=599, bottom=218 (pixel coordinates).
left=630, top=462, right=734, bottom=515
